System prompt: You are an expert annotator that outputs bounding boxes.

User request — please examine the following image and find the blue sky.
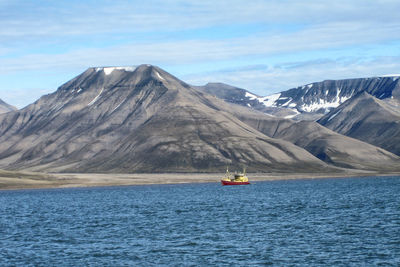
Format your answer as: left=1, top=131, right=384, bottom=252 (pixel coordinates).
left=1, top=0, right=400, bottom=108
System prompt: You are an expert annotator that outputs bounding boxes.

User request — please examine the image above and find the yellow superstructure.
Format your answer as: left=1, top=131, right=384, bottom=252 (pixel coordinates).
left=233, top=172, right=248, bottom=182
left=221, top=167, right=248, bottom=182
left=221, top=167, right=232, bottom=182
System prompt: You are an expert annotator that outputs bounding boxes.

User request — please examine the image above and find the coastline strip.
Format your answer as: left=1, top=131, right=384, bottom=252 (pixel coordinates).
left=1, top=172, right=399, bottom=191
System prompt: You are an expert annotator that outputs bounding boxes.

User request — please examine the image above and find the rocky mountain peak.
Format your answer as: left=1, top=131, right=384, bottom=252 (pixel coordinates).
left=28, top=64, right=192, bottom=115
left=59, top=64, right=171, bottom=92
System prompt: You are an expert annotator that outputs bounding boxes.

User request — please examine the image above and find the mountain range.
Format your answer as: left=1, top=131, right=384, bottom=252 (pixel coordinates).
left=0, top=65, right=327, bottom=173
left=200, top=76, right=400, bottom=121
left=0, top=65, right=398, bottom=173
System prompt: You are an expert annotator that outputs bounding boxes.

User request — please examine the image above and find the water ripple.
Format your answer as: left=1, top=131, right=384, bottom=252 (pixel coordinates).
left=1, top=177, right=400, bottom=266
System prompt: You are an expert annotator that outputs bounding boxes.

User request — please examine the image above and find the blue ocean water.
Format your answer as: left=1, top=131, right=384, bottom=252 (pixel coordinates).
left=0, top=176, right=399, bottom=266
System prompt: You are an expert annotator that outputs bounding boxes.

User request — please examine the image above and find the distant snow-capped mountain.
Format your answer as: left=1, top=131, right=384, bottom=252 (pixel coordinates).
left=195, top=83, right=298, bottom=118
left=198, top=75, right=400, bottom=120
left=260, top=75, right=400, bottom=114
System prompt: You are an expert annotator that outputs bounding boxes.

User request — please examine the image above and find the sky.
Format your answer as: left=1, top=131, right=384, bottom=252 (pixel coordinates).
left=1, top=0, right=400, bottom=108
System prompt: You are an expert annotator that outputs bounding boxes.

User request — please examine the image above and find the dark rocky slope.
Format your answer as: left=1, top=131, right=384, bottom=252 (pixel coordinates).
left=318, top=92, right=400, bottom=156
left=234, top=109, right=400, bottom=171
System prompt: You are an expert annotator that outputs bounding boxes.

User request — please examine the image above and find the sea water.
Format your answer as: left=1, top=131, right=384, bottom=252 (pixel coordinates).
left=0, top=176, right=399, bottom=266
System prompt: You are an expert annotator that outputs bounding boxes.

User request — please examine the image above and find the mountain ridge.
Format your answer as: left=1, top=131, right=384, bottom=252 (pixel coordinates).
left=232, top=108, right=400, bottom=171
left=198, top=75, right=400, bottom=120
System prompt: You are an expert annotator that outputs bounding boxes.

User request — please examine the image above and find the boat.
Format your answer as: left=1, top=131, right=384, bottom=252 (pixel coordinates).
left=221, top=167, right=250, bottom=185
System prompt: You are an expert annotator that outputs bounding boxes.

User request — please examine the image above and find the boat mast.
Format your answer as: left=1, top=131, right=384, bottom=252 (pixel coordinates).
left=225, top=166, right=230, bottom=178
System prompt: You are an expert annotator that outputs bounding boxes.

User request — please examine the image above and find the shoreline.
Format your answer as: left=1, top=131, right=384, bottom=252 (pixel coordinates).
left=1, top=171, right=400, bottom=191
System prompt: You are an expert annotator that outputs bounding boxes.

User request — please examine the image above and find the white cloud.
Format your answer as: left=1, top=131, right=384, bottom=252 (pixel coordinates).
left=1, top=19, right=399, bottom=74
left=1, top=0, right=399, bottom=42
left=1, top=0, right=400, bottom=107
left=1, top=1, right=399, bottom=72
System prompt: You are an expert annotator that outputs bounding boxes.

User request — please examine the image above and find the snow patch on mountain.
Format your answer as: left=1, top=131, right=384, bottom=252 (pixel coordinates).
left=258, top=91, right=351, bottom=112
left=327, top=110, right=341, bottom=121
left=281, top=99, right=291, bottom=106
left=155, top=71, right=165, bottom=81
left=111, top=101, right=124, bottom=112
left=88, top=88, right=104, bottom=106
left=245, top=92, right=287, bottom=107
left=284, top=109, right=300, bottom=119
left=95, top=66, right=137, bottom=75
left=301, top=95, right=350, bottom=112
left=380, top=74, right=400, bottom=77
left=301, top=101, right=334, bottom=112
left=259, top=93, right=281, bottom=107
left=71, top=87, right=83, bottom=94
left=103, top=68, right=116, bottom=75
left=245, top=92, right=259, bottom=100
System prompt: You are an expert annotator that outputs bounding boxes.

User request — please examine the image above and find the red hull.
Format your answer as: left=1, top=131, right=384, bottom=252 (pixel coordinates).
left=221, top=180, right=250, bottom=185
